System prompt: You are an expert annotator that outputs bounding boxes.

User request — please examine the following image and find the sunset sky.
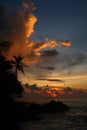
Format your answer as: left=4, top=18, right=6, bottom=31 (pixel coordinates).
left=0, top=0, right=87, bottom=98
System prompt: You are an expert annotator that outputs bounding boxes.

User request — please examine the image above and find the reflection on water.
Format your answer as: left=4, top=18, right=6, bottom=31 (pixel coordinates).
left=21, top=98, right=87, bottom=130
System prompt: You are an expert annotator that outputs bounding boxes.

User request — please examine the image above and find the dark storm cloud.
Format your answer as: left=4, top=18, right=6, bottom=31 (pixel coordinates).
left=71, top=53, right=86, bottom=66
left=63, top=87, right=72, bottom=92
left=0, top=41, right=12, bottom=54
left=0, top=6, right=11, bottom=41
left=75, top=53, right=87, bottom=64
left=39, top=66, right=56, bottom=70
left=41, top=49, right=58, bottom=57
left=25, top=83, right=41, bottom=91
left=47, top=79, right=64, bottom=82
left=36, top=78, right=64, bottom=83
left=62, top=52, right=87, bottom=73
left=36, top=78, right=47, bottom=81
left=22, top=83, right=87, bottom=99
left=63, top=87, right=87, bottom=97
left=34, top=49, right=59, bottom=76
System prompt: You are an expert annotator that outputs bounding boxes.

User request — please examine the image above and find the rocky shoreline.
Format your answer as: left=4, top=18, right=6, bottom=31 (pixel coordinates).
left=15, top=100, right=69, bottom=122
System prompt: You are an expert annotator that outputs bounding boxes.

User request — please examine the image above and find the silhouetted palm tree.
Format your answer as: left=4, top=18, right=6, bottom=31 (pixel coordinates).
left=0, top=54, right=23, bottom=130
left=10, top=55, right=28, bottom=79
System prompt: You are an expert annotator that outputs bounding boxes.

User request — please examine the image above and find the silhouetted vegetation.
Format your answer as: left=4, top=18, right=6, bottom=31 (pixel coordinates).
left=14, top=100, right=69, bottom=122
left=0, top=41, right=69, bottom=130
left=0, top=52, right=24, bottom=130
left=10, top=55, right=28, bottom=79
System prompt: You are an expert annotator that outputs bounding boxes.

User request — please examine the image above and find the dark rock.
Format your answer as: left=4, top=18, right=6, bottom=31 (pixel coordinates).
left=41, top=100, right=69, bottom=113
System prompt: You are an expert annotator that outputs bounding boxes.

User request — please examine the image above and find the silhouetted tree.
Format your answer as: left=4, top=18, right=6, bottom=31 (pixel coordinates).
left=0, top=54, right=24, bottom=130
left=0, top=55, right=23, bottom=97
left=10, top=55, right=28, bottom=79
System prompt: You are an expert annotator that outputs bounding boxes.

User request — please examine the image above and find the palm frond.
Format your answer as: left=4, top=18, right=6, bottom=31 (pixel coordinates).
left=11, top=55, right=28, bottom=77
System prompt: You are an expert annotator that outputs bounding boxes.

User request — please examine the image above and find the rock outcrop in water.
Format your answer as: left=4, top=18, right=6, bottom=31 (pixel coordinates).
left=15, top=100, right=69, bottom=121
left=41, top=100, right=69, bottom=113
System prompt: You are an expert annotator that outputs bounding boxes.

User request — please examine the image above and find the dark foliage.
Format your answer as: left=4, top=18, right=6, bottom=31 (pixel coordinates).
left=0, top=47, right=69, bottom=130
left=0, top=54, right=23, bottom=130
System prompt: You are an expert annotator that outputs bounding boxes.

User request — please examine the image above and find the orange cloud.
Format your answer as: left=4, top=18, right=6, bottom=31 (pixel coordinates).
left=46, top=90, right=57, bottom=98
left=28, top=39, right=58, bottom=51
left=25, top=13, right=37, bottom=38
left=61, top=40, right=71, bottom=47
left=0, top=3, right=71, bottom=65
left=22, top=2, right=29, bottom=9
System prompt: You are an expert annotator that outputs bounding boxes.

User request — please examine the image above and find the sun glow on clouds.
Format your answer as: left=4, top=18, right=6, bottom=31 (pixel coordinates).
left=49, top=73, right=87, bottom=89
left=60, top=40, right=71, bottom=47
left=25, top=13, right=37, bottom=38
left=23, top=1, right=29, bottom=9
left=0, top=0, right=72, bottom=68
left=0, top=1, right=71, bottom=63
left=0, top=1, right=87, bottom=98
left=21, top=83, right=87, bottom=99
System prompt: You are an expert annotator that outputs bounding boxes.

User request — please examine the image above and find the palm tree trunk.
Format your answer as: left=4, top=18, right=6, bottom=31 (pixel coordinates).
left=15, top=67, right=17, bottom=79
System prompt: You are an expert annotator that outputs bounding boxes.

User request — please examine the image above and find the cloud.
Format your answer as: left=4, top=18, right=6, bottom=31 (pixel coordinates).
left=0, top=4, right=71, bottom=66
left=36, top=78, right=64, bottom=83
left=0, top=2, right=72, bottom=81
left=39, top=66, right=56, bottom=70
left=63, top=87, right=72, bottom=92
left=41, top=49, right=58, bottom=57
left=27, top=40, right=57, bottom=54
left=0, top=41, right=12, bottom=55
left=70, top=53, right=87, bottom=66
left=22, top=2, right=29, bottom=9
left=0, top=6, right=11, bottom=41
left=66, top=53, right=87, bottom=68
left=36, top=78, right=47, bottom=81
left=62, top=87, right=87, bottom=98
left=0, top=4, right=57, bottom=64
left=47, top=79, right=64, bottom=82
left=22, top=1, right=36, bottom=10
left=22, top=84, right=87, bottom=99
left=58, top=51, right=87, bottom=75
left=75, top=53, right=87, bottom=64
left=22, top=83, right=57, bottom=98
left=0, top=3, right=37, bottom=60
left=60, top=40, right=71, bottom=47
left=25, top=83, right=41, bottom=91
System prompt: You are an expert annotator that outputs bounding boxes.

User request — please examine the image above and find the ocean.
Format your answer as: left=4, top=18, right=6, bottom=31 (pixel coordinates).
left=20, top=98, right=87, bottom=130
